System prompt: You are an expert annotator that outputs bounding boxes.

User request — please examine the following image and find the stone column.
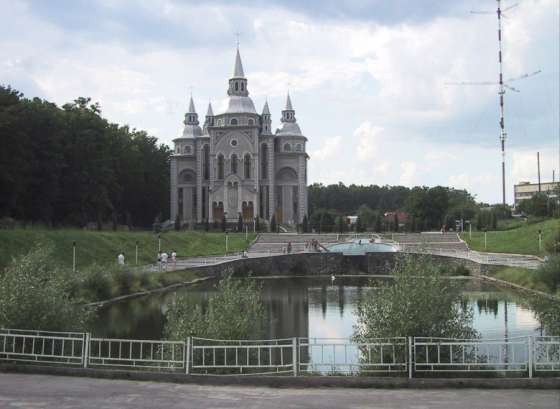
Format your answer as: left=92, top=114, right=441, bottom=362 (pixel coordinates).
left=268, top=141, right=275, bottom=222
left=170, top=157, right=178, bottom=221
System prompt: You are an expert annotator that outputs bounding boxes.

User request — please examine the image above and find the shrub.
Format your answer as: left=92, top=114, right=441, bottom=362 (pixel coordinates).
left=535, top=256, right=560, bottom=292
left=165, top=278, right=264, bottom=340
left=0, top=242, right=90, bottom=331
left=354, top=255, right=478, bottom=340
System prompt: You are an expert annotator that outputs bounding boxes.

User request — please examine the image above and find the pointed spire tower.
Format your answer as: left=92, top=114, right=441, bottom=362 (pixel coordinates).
left=276, top=92, right=303, bottom=136
left=203, top=101, right=214, bottom=133
left=261, top=100, right=272, bottom=134
left=227, top=48, right=249, bottom=97
left=182, top=96, right=202, bottom=138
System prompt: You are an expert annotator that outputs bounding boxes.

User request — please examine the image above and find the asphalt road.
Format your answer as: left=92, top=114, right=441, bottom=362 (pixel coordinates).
left=0, top=373, right=558, bottom=409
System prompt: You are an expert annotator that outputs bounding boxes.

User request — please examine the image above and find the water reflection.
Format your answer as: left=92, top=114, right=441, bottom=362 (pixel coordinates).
left=92, top=277, right=551, bottom=340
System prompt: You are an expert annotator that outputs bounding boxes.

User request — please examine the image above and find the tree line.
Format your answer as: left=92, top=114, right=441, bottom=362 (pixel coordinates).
left=0, top=86, right=171, bottom=228
left=307, top=183, right=486, bottom=232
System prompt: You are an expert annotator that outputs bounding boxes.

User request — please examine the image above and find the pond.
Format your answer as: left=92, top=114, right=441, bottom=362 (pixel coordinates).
left=91, top=276, right=549, bottom=341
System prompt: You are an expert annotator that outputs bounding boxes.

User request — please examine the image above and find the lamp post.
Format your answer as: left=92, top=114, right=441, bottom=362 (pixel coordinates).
left=135, top=240, right=139, bottom=265
left=465, top=220, right=472, bottom=240
left=484, top=228, right=487, bottom=251
left=538, top=229, right=542, bottom=252
left=72, top=241, right=76, bottom=273
left=158, top=234, right=161, bottom=252
left=225, top=231, right=229, bottom=255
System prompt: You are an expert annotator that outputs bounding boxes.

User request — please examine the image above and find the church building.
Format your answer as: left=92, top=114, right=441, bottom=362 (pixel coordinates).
left=170, top=48, right=309, bottom=226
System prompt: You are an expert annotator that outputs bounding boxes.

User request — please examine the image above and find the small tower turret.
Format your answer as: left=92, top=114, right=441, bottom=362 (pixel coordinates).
left=181, top=96, right=202, bottom=138
left=281, top=93, right=296, bottom=123
left=261, top=100, right=272, bottom=135
left=203, top=101, right=214, bottom=131
left=227, top=48, right=249, bottom=97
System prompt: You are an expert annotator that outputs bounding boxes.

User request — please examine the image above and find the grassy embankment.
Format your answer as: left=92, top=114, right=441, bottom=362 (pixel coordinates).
left=461, top=218, right=558, bottom=257
left=460, top=218, right=560, bottom=296
left=0, top=229, right=256, bottom=270
left=0, top=229, right=257, bottom=302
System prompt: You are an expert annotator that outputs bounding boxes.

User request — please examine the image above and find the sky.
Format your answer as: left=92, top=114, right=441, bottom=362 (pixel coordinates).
left=1, top=0, right=559, bottom=204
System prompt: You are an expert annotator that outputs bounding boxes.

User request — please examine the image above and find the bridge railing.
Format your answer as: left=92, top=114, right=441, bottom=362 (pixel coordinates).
left=1, top=329, right=559, bottom=378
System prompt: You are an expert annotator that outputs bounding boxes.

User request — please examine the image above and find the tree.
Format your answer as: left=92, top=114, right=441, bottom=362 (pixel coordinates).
left=255, top=217, right=261, bottom=232
left=270, top=214, right=277, bottom=233
left=353, top=255, right=478, bottom=340
left=490, top=212, right=498, bottom=230
left=301, top=215, right=308, bottom=233
left=221, top=214, right=226, bottom=232
left=164, top=278, right=264, bottom=340
left=374, top=214, right=382, bottom=232
left=393, top=213, right=399, bottom=232
left=174, top=214, right=181, bottom=231
left=336, top=216, right=345, bottom=234
left=355, top=216, right=365, bottom=233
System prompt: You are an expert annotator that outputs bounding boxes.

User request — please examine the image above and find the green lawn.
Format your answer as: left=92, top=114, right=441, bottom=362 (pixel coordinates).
left=0, top=229, right=256, bottom=270
left=489, top=266, right=549, bottom=293
left=461, top=218, right=559, bottom=256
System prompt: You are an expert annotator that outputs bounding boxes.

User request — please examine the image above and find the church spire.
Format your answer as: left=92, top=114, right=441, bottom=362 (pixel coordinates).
left=281, top=92, right=295, bottom=123
left=184, top=96, right=199, bottom=126
left=228, top=48, right=249, bottom=97
left=233, top=47, right=245, bottom=78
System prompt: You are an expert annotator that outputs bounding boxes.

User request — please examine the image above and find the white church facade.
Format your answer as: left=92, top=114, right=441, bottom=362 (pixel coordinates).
left=170, top=49, right=309, bottom=226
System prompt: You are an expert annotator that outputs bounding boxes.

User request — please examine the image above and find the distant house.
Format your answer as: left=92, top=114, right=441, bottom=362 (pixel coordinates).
left=346, top=215, right=358, bottom=225
left=383, top=211, right=409, bottom=226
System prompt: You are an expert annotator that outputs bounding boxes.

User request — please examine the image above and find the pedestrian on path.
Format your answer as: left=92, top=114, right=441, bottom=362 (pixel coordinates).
left=117, top=252, right=125, bottom=265
left=161, top=251, right=168, bottom=271
left=171, top=250, right=177, bottom=269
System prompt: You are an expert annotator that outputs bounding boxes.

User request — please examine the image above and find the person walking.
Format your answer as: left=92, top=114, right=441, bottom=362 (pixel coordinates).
left=287, top=241, right=292, bottom=254
left=117, top=252, right=125, bottom=265
left=171, top=250, right=177, bottom=269
left=161, top=251, right=168, bottom=271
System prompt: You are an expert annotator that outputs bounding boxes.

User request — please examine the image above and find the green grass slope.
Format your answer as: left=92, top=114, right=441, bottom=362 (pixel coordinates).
left=461, top=218, right=558, bottom=256
left=0, top=229, right=256, bottom=270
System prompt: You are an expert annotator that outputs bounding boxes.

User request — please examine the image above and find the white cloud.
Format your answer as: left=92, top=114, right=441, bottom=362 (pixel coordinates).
left=399, top=161, right=418, bottom=186
left=311, top=135, right=343, bottom=161
left=354, top=122, right=384, bottom=161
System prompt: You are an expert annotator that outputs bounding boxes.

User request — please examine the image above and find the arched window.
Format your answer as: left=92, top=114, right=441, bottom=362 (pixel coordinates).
left=295, top=144, right=302, bottom=152
left=248, top=119, right=254, bottom=126
left=261, top=143, right=268, bottom=178
left=230, top=118, right=238, bottom=126
left=284, top=143, right=291, bottom=152
left=203, top=144, right=210, bottom=180
left=241, top=82, right=244, bottom=91
left=184, top=145, right=192, bottom=154
left=235, top=82, right=239, bottom=91
left=217, top=154, right=224, bottom=179
left=179, top=169, right=195, bottom=184
left=231, top=154, right=238, bottom=174
left=244, top=153, right=251, bottom=179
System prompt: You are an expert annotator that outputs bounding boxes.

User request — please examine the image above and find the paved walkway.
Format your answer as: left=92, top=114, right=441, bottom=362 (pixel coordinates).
left=0, top=374, right=558, bottom=409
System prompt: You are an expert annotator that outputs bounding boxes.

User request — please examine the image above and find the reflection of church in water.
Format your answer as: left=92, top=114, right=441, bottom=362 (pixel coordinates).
left=170, top=48, right=309, bottom=225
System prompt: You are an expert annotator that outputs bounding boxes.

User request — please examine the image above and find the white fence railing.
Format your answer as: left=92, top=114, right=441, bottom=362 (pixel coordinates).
left=298, top=337, right=408, bottom=374
left=1, top=329, right=559, bottom=377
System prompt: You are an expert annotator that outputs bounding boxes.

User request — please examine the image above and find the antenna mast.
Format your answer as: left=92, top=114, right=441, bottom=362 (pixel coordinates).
left=447, top=1, right=541, bottom=206
left=497, top=0, right=507, bottom=205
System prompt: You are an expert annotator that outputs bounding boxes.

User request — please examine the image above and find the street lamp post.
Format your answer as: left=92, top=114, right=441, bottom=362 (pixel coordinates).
left=225, top=231, right=229, bottom=255
left=484, top=229, right=487, bottom=251
left=72, top=241, right=76, bottom=273
left=538, top=229, right=542, bottom=252
left=158, top=234, right=161, bottom=252
left=135, top=240, right=139, bottom=265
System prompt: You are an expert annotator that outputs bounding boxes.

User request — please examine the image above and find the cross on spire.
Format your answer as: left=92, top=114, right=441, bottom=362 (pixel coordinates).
left=234, top=31, right=242, bottom=48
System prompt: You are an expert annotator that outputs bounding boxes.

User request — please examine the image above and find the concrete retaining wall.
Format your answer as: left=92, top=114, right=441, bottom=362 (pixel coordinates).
left=189, top=252, right=497, bottom=279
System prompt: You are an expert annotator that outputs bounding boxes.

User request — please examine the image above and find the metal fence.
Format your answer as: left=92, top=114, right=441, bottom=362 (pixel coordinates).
left=1, top=329, right=559, bottom=378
